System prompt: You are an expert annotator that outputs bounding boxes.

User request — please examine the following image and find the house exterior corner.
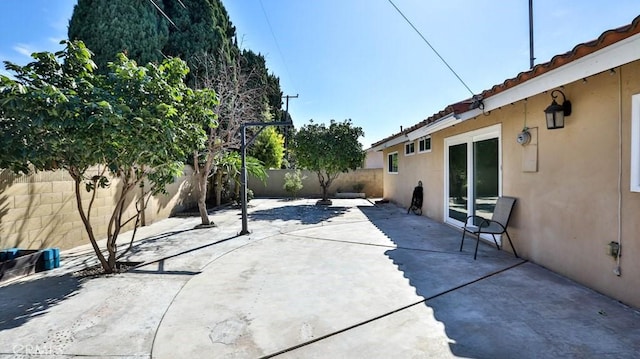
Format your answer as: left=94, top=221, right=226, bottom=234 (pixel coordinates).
left=374, top=21, right=640, bottom=308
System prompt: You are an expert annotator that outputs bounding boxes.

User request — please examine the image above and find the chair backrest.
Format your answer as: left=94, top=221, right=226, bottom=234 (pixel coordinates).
left=490, top=196, right=516, bottom=227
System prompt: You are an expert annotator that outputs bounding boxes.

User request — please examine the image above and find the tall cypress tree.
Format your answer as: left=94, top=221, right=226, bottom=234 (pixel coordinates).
left=69, top=0, right=239, bottom=85
left=162, top=0, right=236, bottom=84
left=68, top=0, right=168, bottom=71
left=240, top=50, right=285, bottom=121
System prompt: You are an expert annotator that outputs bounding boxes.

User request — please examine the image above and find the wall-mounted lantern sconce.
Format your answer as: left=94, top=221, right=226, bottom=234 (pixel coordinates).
left=544, top=89, right=571, bottom=129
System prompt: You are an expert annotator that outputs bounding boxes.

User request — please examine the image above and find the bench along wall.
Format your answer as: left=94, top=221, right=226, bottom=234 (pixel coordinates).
left=248, top=169, right=383, bottom=198
left=0, top=166, right=198, bottom=251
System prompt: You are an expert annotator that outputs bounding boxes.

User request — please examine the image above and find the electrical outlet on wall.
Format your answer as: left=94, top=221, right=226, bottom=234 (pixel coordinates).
left=608, top=241, right=621, bottom=258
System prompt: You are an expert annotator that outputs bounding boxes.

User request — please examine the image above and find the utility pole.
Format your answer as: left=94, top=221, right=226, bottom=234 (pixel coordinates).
left=283, top=94, right=298, bottom=114
left=282, top=94, right=298, bottom=164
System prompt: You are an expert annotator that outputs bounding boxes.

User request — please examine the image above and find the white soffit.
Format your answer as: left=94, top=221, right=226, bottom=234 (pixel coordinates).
left=371, top=134, right=408, bottom=152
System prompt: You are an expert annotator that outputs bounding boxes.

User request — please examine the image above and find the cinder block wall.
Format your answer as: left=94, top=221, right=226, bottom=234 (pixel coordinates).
left=0, top=166, right=198, bottom=250
left=248, top=168, right=383, bottom=198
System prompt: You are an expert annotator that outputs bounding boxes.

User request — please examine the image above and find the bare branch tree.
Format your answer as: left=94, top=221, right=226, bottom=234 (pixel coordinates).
left=190, top=51, right=267, bottom=225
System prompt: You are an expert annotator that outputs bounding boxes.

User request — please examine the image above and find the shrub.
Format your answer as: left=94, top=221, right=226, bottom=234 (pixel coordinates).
left=283, top=170, right=306, bottom=198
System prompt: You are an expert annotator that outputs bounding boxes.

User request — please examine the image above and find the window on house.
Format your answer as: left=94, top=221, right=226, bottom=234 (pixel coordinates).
left=632, top=94, right=640, bottom=192
left=405, top=142, right=415, bottom=156
left=388, top=152, right=398, bottom=174
left=418, top=136, right=432, bottom=153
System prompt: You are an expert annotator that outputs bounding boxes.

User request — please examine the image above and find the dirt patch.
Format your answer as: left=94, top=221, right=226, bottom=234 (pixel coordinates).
left=73, top=261, right=143, bottom=278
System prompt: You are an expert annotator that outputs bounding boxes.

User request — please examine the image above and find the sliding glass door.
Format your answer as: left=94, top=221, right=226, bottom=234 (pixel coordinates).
left=448, top=143, right=468, bottom=222
left=445, top=125, right=501, bottom=227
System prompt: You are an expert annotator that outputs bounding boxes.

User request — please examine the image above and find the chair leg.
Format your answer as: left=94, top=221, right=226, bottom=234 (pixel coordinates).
left=460, top=228, right=467, bottom=252
left=504, top=231, right=519, bottom=258
left=473, top=232, right=480, bottom=260
left=491, top=234, right=500, bottom=250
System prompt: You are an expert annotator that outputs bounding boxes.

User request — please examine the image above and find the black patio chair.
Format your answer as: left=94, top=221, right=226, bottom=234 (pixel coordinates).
left=459, top=196, right=519, bottom=260
left=407, top=181, right=423, bottom=215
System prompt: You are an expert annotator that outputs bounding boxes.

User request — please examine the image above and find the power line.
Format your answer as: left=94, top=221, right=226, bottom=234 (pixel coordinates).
left=386, top=0, right=475, bottom=97
left=148, top=0, right=180, bottom=30
left=258, top=0, right=298, bottom=93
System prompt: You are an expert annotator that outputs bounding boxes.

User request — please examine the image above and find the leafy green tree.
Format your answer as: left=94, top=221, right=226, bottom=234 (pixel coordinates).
left=68, top=0, right=168, bottom=72
left=249, top=124, right=285, bottom=169
left=66, top=0, right=282, bottom=223
left=0, top=41, right=213, bottom=273
left=211, top=151, right=267, bottom=206
left=293, top=120, right=366, bottom=204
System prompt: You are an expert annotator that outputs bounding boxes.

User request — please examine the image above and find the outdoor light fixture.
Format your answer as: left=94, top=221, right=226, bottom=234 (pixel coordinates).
left=544, top=89, right=572, bottom=129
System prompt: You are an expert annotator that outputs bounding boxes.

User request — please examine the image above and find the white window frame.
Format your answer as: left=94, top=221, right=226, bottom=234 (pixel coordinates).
left=387, top=151, right=399, bottom=174
left=404, top=142, right=415, bottom=156
left=632, top=94, right=640, bottom=192
left=418, top=136, right=432, bottom=153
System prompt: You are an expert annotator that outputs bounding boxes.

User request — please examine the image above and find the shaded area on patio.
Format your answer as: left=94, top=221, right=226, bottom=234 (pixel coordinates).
left=248, top=204, right=349, bottom=225
left=0, top=274, right=81, bottom=331
left=358, top=203, right=640, bottom=358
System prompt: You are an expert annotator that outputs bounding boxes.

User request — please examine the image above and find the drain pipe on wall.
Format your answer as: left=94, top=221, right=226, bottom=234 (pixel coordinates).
left=615, top=67, right=623, bottom=276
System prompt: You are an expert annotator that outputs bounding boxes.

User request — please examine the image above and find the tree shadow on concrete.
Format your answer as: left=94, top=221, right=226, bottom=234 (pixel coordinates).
left=358, top=203, right=640, bottom=358
left=248, top=205, right=349, bottom=225
left=0, top=274, right=81, bottom=331
left=116, top=229, right=196, bottom=261
left=358, top=203, right=527, bottom=358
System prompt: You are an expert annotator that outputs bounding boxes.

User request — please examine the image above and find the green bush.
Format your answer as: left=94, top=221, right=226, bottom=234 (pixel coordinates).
left=283, top=170, right=305, bottom=198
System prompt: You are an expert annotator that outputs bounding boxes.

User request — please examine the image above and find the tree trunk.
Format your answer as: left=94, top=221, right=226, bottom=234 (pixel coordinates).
left=71, top=172, right=111, bottom=273
left=195, top=148, right=216, bottom=226
left=215, top=170, right=223, bottom=206
left=107, top=251, right=116, bottom=273
left=197, top=171, right=210, bottom=225
left=234, top=174, right=240, bottom=201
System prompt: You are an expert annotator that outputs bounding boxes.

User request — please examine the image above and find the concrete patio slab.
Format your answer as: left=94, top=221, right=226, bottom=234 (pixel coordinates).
left=0, top=198, right=638, bottom=358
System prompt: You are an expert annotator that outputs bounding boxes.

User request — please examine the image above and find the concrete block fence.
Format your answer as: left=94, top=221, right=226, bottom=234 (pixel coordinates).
left=0, top=166, right=198, bottom=251
left=0, top=167, right=382, bottom=251
left=247, top=168, right=383, bottom=199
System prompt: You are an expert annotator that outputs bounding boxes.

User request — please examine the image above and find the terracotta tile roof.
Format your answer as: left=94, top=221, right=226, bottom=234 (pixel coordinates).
left=372, top=14, right=640, bottom=149
left=481, top=14, right=640, bottom=99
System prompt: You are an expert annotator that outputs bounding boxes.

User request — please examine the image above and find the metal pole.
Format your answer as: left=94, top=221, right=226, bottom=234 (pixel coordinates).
left=529, top=0, right=535, bottom=69
left=239, top=121, right=292, bottom=235
left=240, top=125, right=249, bottom=235
left=282, top=94, right=298, bottom=163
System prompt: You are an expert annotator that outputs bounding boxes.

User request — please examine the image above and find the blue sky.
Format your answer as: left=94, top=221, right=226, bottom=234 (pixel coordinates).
left=2, top=1, right=640, bottom=147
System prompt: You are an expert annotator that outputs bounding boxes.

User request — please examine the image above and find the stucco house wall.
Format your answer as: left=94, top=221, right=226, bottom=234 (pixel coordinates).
left=380, top=59, right=640, bottom=308
left=364, top=148, right=384, bottom=169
